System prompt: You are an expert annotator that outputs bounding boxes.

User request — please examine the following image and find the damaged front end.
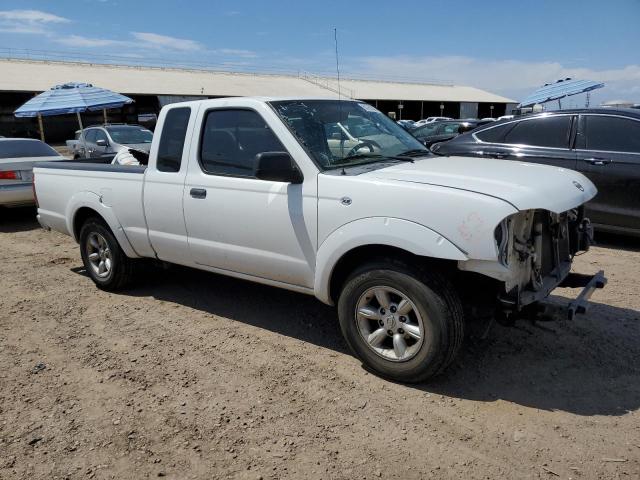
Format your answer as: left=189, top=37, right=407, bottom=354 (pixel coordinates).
left=494, top=207, right=606, bottom=320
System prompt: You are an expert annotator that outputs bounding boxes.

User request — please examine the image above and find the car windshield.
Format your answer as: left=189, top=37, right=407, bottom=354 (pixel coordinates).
left=106, top=126, right=153, bottom=144
left=269, top=100, right=429, bottom=169
left=0, top=140, right=60, bottom=159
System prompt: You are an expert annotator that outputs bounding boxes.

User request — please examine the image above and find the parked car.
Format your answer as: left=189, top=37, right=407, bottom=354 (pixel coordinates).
left=0, top=138, right=64, bottom=207
left=35, top=97, right=602, bottom=382
left=432, top=108, right=640, bottom=236
left=71, top=124, right=153, bottom=159
left=396, top=119, right=416, bottom=130
left=411, top=120, right=482, bottom=147
left=414, top=116, right=453, bottom=127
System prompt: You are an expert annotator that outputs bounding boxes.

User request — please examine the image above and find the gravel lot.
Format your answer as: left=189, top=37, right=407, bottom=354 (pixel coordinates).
left=1, top=207, right=639, bottom=480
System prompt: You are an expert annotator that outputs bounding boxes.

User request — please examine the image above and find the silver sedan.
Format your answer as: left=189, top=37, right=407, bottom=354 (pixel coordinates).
left=0, top=138, right=65, bottom=207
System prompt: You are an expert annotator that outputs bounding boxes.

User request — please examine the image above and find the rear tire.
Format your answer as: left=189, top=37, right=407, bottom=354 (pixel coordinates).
left=337, top=260, right=464, bottom=383
left=79, top=217, right=135, bottom=291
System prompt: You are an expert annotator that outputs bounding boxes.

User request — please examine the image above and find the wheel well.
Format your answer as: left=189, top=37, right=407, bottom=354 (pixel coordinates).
left=328, top=245, right=457, bottom=304
left=73, top=207, right=106, bottom=241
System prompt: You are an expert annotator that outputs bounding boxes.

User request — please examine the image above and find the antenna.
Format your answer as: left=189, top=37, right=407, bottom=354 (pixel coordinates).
left=334, top=27, right=346, bottom=175
left=334, top=28, right=341, bottom=100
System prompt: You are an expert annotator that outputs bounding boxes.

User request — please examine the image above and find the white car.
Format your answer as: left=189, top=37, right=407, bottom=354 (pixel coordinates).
left=414, top=116, right=453, bottom=126
left=0, top=138, right=64, bottom=207
left=69, top=124, right=153, bottom=159
left=34, top=97, right=603, bottom=382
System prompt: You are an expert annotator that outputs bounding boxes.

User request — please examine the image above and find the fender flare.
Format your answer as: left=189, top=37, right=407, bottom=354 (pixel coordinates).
left=66, top=191, right=140, bottom=258
left=314, top=217, right=468, bottom=304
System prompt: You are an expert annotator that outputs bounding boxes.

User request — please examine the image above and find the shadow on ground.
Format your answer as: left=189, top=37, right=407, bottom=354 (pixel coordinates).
left=0, top=207, right=39, bottom=233
left=594, top=230, right=640, bottom=252
left=93, top=263, right=640, bottom=417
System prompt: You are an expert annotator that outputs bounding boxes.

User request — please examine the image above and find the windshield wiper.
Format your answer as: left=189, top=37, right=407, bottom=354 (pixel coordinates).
left=328, top=154, right=414, bottom=169
left=397, top=149, right=430, bottom=158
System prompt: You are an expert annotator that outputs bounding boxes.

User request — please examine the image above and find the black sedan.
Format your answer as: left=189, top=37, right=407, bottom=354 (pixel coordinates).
left=431, top=108, right=640, bottom=236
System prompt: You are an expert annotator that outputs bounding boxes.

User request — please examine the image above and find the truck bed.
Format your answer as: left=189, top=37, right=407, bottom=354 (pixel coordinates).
left=34, top=161, right=152, bottom=258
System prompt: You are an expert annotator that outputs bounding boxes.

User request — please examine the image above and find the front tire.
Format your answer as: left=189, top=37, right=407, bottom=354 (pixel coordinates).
left=79, top=218, right=135, bottom=291
left=337, top=261, right=464, bottom=383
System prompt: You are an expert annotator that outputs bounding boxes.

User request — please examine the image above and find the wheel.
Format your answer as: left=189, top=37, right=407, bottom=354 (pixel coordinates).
left=337, top=261, right=464, bottom=383
left=79, top=217, right=135, bottom=291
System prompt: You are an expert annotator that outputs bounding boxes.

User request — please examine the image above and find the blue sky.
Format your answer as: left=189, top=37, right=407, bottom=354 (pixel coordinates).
left=1, top=0, right=639, bottom=105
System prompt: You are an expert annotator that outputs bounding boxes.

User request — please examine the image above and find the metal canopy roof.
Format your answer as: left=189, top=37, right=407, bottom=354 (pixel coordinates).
left=0, top=59, right=515, bottom=104
left=518, top=78, right=604, bottom=108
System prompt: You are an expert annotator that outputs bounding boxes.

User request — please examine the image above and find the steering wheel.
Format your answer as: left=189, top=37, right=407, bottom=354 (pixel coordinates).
left=346, top=140, right=381, bottom=157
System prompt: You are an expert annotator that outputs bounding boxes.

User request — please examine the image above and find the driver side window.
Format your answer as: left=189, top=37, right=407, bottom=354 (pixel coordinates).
left=200, top=109, right=286, bottom=178
left=84, top=129, right=97, bottom=143
left=95, top=130, right=108, bottom=144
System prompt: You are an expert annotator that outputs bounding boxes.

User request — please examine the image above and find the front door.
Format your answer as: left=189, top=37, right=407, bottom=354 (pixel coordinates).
left=576, top=114, right=640, bottom=232
left=183, top=107, right=317, bottom=289
left=92, top=129, right=109, bottom=158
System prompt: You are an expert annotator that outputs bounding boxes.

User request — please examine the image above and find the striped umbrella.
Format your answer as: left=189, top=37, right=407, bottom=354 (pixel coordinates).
left=14, top=82, right=134, bottom=143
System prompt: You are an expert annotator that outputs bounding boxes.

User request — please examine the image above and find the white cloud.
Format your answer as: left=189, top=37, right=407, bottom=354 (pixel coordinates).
left=0, top=9, right=69, bottom=23
left=131, top=32, right=202, bottom=51
left=55, top=34, right=130, bottom=48
left=0, top=9, right=69, bottom=34
left=350, top=55, right=640, bottom=103
left=212, top=48, right=257, bottom=58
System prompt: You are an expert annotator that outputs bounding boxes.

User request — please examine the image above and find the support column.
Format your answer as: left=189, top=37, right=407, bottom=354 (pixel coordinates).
left=37, top=114, right=45, bottom=142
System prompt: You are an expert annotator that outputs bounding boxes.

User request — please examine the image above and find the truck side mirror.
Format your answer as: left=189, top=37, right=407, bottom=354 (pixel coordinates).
left=254, top=152, right=303, bottom=184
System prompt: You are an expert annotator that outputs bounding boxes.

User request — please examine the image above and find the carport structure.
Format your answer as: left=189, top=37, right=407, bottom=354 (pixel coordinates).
left=0, top=58, right=516, bottom=140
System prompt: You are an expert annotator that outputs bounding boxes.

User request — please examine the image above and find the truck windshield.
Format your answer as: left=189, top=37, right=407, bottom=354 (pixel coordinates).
left=106, top=126, right=153, bottom=144
left=269, top=100, right=429, bottom=169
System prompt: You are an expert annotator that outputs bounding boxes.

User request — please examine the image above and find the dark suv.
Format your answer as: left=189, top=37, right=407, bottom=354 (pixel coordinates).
left=432, top=108, right=640, bottom=236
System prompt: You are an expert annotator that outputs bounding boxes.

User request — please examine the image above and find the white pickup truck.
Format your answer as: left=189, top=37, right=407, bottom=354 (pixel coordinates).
left=34, top=97, right=605, bottom=382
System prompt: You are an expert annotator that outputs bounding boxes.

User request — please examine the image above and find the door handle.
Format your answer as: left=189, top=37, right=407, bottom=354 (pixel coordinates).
left=585, top=157, right=611, bottom=166
left=190, top=188, right=207, bottom=199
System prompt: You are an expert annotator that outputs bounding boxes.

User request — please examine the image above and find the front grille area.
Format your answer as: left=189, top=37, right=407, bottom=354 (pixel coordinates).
left=534, top=210, right=572, bottom=278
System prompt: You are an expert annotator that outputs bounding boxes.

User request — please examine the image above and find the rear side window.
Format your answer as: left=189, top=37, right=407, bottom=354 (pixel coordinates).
left=200, top=109, right=285, bottom=177
left=503, top=116, right=571, bottom=148
left=157, top=107, right=191, bottom=172
left=475, top=123, right=514, bottom=143
left=0, top=140, right=60, bottom=159
left=584, top=115, right=640, bottom=153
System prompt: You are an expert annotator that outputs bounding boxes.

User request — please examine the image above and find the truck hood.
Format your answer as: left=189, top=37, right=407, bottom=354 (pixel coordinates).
left=364, top=156, right=597, bottom=213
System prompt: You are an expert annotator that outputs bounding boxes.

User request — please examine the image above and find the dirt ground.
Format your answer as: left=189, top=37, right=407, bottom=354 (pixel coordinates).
left=1, top=208, right=639, bottom=480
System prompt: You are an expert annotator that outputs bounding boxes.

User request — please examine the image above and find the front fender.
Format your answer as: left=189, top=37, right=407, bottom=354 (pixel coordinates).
left=66, top=191, right=140, bottom=258
left=314, top=217, right=467, bottom=304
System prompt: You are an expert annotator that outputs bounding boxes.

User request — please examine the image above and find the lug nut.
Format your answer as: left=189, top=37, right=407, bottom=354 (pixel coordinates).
left=399, top=316, right=406, bottom=323
left=387, top=330, right=393, bottom=336
left=380, top=308, right=386, bottom=315
left=390, top=305, right=397, bottom=313
left=378, top=320, right=384, bottom=327
left=398, top=328, right=404, bottom=334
